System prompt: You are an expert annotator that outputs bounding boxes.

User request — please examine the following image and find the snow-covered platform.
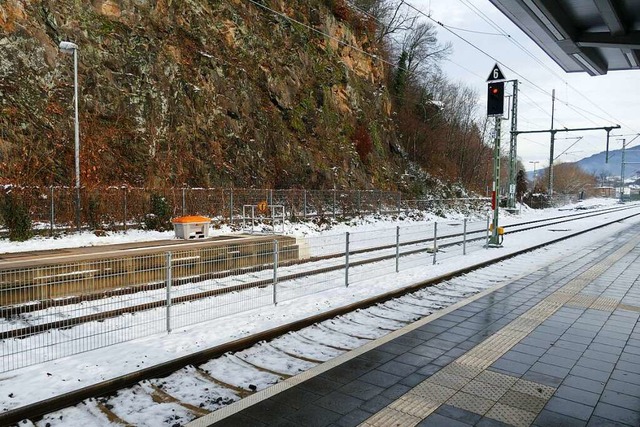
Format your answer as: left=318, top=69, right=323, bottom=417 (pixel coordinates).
left=0, top=234, right=299, bottom=305
left=0, top=234, right=286, bottom=267
left=189, top=228, right=640, bottom=427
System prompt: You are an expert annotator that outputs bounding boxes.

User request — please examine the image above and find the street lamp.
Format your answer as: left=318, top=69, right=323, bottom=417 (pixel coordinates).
left=529, top=161, right=539, bottom=185
left=59, top=41, right=81, bottom=231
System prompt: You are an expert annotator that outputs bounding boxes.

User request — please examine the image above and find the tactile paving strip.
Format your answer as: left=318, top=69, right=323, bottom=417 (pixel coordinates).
left=446, top=391, right=494, bottom=415
left=509, top=378, right=556, bottom=400
left=486, top=402, right=537, bottom=427
left=475, top=370, right=518, bottom=389
left=426, top=372, right=470, bottom=391
left=590, top=295, right=622, bottom=311
left=563, top=294, right=640, bottom=313
left=505, top=317, right=544, bottom=333
left=499, top=390, right=547, bottom=413
left=461, top=380, right=509, bottom=401
left=439, top=362, right=483, bottom=379
left=409, top=382, right=457, bottom=401
left=389, top=395, right=441, bottom=418
left=566, top=294, right=598, bottom=308
left=360, top=408, right=421, bottom=427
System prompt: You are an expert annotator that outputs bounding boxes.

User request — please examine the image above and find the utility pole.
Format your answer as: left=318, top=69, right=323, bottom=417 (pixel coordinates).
left=507, top=80, right=519, bottom=210
left=548, top=89, right=555, bottom=197
left=489, top=116, right=502, bottom=246
left=617, top=134, right=640, bottom=202
left=619, top=139, right=626, bottom=202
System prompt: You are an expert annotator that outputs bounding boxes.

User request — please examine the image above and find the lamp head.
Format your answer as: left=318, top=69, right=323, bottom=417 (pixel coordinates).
left=59, top=41, right=78, bottom=53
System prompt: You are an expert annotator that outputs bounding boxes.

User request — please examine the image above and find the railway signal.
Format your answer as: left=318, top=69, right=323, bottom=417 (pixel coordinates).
left=487, top=82, right=505, bottom=117
left=486, top=64, right=507, bottom=247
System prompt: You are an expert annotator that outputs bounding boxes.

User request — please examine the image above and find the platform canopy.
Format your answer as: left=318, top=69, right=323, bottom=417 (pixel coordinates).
left=488, top=0, right=640, bottom=75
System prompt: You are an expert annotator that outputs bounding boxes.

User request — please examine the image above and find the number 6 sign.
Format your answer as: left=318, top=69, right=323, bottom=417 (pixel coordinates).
left=487, top=63, right=506, bottom=82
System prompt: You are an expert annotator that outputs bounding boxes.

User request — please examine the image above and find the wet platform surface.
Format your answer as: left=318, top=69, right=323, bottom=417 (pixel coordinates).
left=190, top=228, right=640, bottom=427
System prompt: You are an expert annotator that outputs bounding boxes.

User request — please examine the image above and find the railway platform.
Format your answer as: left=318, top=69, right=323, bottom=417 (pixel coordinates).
left=188, top=229, right=640, bottom=427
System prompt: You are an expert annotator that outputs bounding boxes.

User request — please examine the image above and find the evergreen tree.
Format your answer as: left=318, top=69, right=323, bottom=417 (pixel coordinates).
left=516, top=169, right=527, bottom=200
left=393, top=50, right=408, bottom=102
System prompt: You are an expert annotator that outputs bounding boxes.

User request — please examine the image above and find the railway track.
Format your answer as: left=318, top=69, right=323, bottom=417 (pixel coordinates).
left=1, top=204, right=636, bottom=341
left=3, top=203, right=640, bottom=426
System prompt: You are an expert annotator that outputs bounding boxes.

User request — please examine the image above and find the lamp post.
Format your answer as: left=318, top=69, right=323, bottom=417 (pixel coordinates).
left=59, top=41, right=81, bottom=231
left=529, top=161, right=539, bottom=186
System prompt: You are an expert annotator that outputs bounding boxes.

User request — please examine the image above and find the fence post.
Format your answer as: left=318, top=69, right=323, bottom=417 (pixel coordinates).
left=303, top=190, right=307, bottom=219
left=230, top=189, right=234, bottom=224
left=485, top=215, right=490, bottom=248
left=251, top=206, right=255, bottom=234
left=182, top=188, right=186, bottom=216
left=432, top=222, right=437, bottom=265
left=49, top=186, right=55, bottom=236
left=357, top=190, right=361, bottom=214
left=271, top=203, right=275, bottom=234
left=345, top=232, right=350, bottom=288
left=166, top=252, right=172, bottom=333
left=123, top=188, right=128, bottom=232
left=463, top=218, right=467, bottom=255
left=396, top=226, right=400, bottom=272
left=397, top=192, right=401, bottom=215
left=273, top=240, right=279, bottom=305
left=333, top=189, right=336, bottom=219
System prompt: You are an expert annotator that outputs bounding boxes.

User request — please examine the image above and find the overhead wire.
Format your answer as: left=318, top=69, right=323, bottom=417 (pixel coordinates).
left=454, top=0, right=637, bottom=131
left=555, top=137, right=584, bottom=160
left=520, top=136, right=548, bottom=149
left=401, top=0, right=562, bottom=94
left=401, top=0, right=628, bottom=130
left=457, top=0, right=506, bottom=34
left=457, top=0, right=570, bottom=82
left=440, top=24, right=506, bottom=36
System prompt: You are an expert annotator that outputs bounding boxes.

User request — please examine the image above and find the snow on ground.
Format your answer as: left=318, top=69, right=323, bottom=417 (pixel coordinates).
left=0, top=197, right=620, bottom=254
left=0, top=197, right=635, bottom=419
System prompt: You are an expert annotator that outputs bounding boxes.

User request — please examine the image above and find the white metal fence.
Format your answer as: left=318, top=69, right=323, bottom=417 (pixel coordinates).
left=0, top=218, right=487, bottom=372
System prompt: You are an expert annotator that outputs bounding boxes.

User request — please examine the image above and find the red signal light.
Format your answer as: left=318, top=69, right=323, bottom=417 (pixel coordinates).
left=487, top=82, right=505, bottom=116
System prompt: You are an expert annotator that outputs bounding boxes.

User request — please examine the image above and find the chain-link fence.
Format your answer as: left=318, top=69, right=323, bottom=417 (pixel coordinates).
left=0, top=187, right=489, bottom=234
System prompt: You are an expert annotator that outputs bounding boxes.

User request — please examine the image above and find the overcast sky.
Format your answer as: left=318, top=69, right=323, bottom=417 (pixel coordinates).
left=409, top=0, right=639, bottom=171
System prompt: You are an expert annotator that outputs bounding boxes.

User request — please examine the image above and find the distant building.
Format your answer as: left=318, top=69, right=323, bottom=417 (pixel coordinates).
left=594, top=186, right=615, bottom=197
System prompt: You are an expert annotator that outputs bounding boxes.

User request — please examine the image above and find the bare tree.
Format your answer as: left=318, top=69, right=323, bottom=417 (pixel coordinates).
left=400, top=20, right=452, bottom=80
left=546, top=163, right=597, bottom=195
left=351, top=0, right=419, bottom=43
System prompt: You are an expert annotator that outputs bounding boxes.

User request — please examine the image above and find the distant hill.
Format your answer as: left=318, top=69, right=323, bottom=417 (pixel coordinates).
left=528, top=145, right=640, bottom=180
left=576, top=145, right=640, bottom=178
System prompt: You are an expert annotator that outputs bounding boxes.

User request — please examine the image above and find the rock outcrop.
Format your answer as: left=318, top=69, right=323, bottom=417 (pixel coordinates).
left=0, top=0, right=409, bottom=191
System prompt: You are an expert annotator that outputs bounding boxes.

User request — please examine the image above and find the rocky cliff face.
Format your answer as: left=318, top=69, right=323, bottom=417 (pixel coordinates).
left=0, top=0, right=407, bottom=191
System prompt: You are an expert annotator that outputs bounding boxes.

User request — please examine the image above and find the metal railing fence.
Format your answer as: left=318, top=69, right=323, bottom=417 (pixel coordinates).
left=0, top=186, right=489, bottom=233
left=0, top=218, right=489, bottom=372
